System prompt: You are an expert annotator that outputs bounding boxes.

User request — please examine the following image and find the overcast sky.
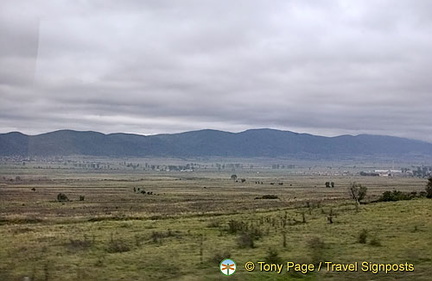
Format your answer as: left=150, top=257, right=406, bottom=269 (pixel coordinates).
left=1, top=0, right=432, bottom=141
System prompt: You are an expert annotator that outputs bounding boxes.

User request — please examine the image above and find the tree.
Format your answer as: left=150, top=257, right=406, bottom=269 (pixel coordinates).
left=230, top=174, right=237, bottom=181
left=348, top=182, right=367, bottom=204
left=426, top=177, right=432, bottom=198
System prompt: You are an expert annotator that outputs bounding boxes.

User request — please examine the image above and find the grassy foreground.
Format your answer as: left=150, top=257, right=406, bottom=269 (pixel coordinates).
left=0, top=197, right=431, bottom=280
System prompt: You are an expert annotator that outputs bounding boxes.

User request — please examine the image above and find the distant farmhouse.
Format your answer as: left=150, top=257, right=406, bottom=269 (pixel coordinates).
left=360, top=169, right=406, bottom=177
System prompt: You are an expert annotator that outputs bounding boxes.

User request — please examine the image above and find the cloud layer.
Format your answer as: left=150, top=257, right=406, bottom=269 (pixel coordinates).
left=1, top=0, right=432, bottom=141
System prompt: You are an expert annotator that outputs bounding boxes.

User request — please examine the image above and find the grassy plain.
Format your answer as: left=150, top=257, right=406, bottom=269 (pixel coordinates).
left=0, top=158, right=431, bottom=281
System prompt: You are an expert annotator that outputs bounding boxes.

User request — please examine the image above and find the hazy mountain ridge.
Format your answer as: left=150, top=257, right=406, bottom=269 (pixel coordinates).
left=1, top=129, right=432, bottom=158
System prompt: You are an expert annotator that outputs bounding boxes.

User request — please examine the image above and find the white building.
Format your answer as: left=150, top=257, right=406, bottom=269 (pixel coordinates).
left=374, top=169, right=402, bottom=177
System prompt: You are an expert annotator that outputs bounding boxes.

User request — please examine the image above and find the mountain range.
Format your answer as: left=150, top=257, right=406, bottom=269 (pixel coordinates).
left=1, top=129, right=432, bottom=159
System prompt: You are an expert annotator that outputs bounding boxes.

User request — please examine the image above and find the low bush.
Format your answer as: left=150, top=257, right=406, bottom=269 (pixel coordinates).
left=57, top=193, right=69, bottom=202
left=377, top=190, right=418, bottom=202
left=358, top=229, right=368, bottom=244
left=106, top=236, right=130, bottom=253
left=237, top=232, right=255, bottom=248
left=264, top=248, right=282, bottom=264
left=210, top=251, right=231, bottom=265
left=307, top=237, right=325, bottom=250
left=255, top=195, right=279, bottom=200
left=150, top=229, right=181, bottom=244
left=68, top=236, right=93, bottom=251
left=207, top=220, right=221, bottom=228
left=307, top=237, right=325, bottom=264
left=227, top=219, right=248, bottom=234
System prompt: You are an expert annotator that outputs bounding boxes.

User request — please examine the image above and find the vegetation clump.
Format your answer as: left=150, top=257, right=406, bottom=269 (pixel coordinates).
left=377, top=190, right=418, bottom=202
left=207, top=220, right=221, bottom=228
left=210, top=251, right=231, bottom=265
left=57, top=193, right=69, bottom=202
left=426, top=176, right=432, bottom=198
left=237, top=232, right=255, bottom=248
left=227, top=219, right=248, bottom=234
left=307, top=237, right=326, bottom=264
left=358, top=229, right=368, bottom=244
left=325, top=181, right=335, bottom=188
left=150, top=229, right=181, bottom=244
left=327, top=208, right=335, bottom=224
left=264, top=248, right=282, bottom=264
left=67, top=235, right=93, bottom=251
left=255, top=195, right=279, bottom=200
left=106, top=236, right=130, bottom=253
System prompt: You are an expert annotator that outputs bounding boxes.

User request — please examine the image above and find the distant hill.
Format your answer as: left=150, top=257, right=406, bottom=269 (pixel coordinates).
left=1, top=129, right=432, bottom=159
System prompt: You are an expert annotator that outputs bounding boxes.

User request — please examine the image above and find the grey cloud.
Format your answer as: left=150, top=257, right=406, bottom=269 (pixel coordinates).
left=1, top=0, right=431, bottom=142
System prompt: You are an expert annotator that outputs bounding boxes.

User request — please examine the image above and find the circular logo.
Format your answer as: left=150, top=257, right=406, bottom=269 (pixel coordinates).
left=220, top=259, right=236, bottom=276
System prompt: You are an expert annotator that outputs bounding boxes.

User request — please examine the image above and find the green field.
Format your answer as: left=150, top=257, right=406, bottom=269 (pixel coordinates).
left=0, top=158, right=431, bottom=281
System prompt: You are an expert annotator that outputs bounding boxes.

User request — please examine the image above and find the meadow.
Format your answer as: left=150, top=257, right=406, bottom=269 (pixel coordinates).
left=0, top=158, right=431, bottom=281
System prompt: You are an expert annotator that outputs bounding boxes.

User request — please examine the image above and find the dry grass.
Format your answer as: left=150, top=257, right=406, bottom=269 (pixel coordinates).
left=0, top=159, right=431, bottom=280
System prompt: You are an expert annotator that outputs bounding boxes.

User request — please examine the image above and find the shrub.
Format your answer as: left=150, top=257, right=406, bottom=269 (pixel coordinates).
left=327, top=208, right=334, bottom=224
left=151, top=231, right=165, bottom=243
left=377, top=190, right=417, bottom=202
left=106, top=239, right=130, bottom=253
left=249, top=225, right=263, bottom=240
left=358, top=229, right=368, bottom=244
left=134, top=234, right=143, bottom=247
left=106, top=235, right=130, bottom=253
left=68, top=235, right=93, bottom=251
left=57, top=193, right=69, bottom=202
left=307, top=237, right=325, bottom=250
left=210, top=251, right=231, bottom=265
left=237, top=232, right=255, bottom=248
left=264, top=248, right=282, bottom=264
left=227, top=219, right=247, bottom=234
left=207, top=220, right=221, bottom=228
left=255, top=195, right=279, bottom=199
left=261, top=194, right=279, bottom=199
